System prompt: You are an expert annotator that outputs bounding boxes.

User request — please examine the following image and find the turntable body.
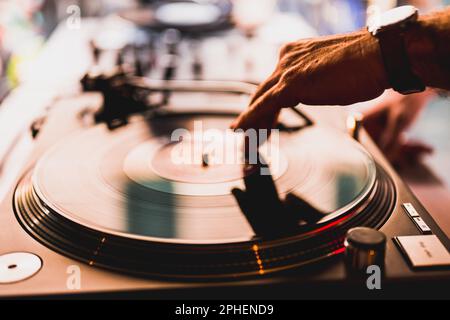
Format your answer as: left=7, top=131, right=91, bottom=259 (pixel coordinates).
left=1, top=84, right=450, bottom=298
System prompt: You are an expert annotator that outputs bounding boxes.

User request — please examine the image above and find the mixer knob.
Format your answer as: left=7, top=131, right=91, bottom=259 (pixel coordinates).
left=344, top=227, right=387, bottom=272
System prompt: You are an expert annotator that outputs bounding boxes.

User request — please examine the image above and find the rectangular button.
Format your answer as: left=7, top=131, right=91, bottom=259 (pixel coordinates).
left=413, top=217, right=432, bottom=234
left=402, top=203, right=420, bottom=217
left=395, top=235, right=450, bottom=268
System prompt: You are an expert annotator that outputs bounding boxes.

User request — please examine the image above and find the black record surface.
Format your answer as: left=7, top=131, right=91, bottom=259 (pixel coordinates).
left=14, top=112, right=395, bottom=278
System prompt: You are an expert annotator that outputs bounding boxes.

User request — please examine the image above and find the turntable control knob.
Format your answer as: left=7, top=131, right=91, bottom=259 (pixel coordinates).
left=344, top=227, right=386, bottom=272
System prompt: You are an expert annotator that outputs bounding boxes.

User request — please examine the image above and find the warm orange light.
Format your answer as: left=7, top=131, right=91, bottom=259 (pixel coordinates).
left=252, top=244, right=265, bottom=275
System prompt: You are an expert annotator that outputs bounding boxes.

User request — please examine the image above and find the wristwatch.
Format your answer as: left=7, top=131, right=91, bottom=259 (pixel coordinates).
left=367, top=5, right=425, bottom=94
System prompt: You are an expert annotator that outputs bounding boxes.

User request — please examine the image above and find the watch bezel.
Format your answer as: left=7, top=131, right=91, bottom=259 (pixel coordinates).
left=368, top=5, right=419, bottom=35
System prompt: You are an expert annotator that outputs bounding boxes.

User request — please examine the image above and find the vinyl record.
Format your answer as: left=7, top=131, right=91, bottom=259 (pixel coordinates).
left=14, top=111, right=395, bottom=278
left=31, top=113, right=374, bottom=243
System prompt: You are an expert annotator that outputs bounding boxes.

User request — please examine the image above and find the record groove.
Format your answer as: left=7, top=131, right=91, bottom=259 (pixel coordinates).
left=13, top=112, right=395, bottom=279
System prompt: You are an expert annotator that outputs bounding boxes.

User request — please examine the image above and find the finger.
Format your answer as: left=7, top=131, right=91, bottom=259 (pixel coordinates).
left=249, top=49, right=303, bottom=105
left=388, top=116, right=407, bottom=151
left=362, top=109, right=387, bottom=144
left=231, top=85, right=284, bottom=130
left=403, top=141, right=434, bottom=157
left=379, top=105, right=403, bottom=149
left=230, top=108, right=279, bottom=132
left=250, top=70, right=281, bottom=105
left=398, top=95, right=428, bottom=129
left=389, top=141, right=434, bottom=166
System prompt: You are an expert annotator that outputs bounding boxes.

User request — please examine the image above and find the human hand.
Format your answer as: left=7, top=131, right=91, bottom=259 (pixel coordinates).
left=363, top=89, right=435, bottom=166
left=231, top=30, right=389, bottom=130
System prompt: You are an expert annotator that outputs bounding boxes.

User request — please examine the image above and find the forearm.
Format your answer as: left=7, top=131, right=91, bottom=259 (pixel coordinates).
left=405, top=7, right=450, bottom=90
left=231, top=7, right=450, bottom=130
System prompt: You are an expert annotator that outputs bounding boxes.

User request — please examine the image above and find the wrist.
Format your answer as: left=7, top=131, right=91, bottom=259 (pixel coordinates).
left=360, top=30, right=391, bottom=91
left=404, top=9, right=450, bottom=88
left=404, top=16, right=434, bottom=86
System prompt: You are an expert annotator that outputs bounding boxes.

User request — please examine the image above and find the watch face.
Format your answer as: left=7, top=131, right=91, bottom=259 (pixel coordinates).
left=368, top=5, right=418, bottom=34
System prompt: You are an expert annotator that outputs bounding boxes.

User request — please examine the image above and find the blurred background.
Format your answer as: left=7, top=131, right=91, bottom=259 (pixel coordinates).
left=0, top=0, right=448, bottom=216
left=0, top=0, right=447, bottom=92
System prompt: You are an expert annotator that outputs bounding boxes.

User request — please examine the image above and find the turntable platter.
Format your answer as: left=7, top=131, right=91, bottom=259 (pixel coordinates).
left=14, top=112, right=395, bottom=278
left=31, top=113, right=374, bottom=243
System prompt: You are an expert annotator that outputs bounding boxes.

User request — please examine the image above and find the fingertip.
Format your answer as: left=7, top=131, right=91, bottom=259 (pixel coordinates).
left=230, top=114, right=251, bottom=131
left=230, top=120, right=243, bottom=131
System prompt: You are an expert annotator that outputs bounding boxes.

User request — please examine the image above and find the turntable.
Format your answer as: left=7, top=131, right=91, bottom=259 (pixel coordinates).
left=1, top=75, right=450, bottom=299
left=118, top=0, right=233, bottom=35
